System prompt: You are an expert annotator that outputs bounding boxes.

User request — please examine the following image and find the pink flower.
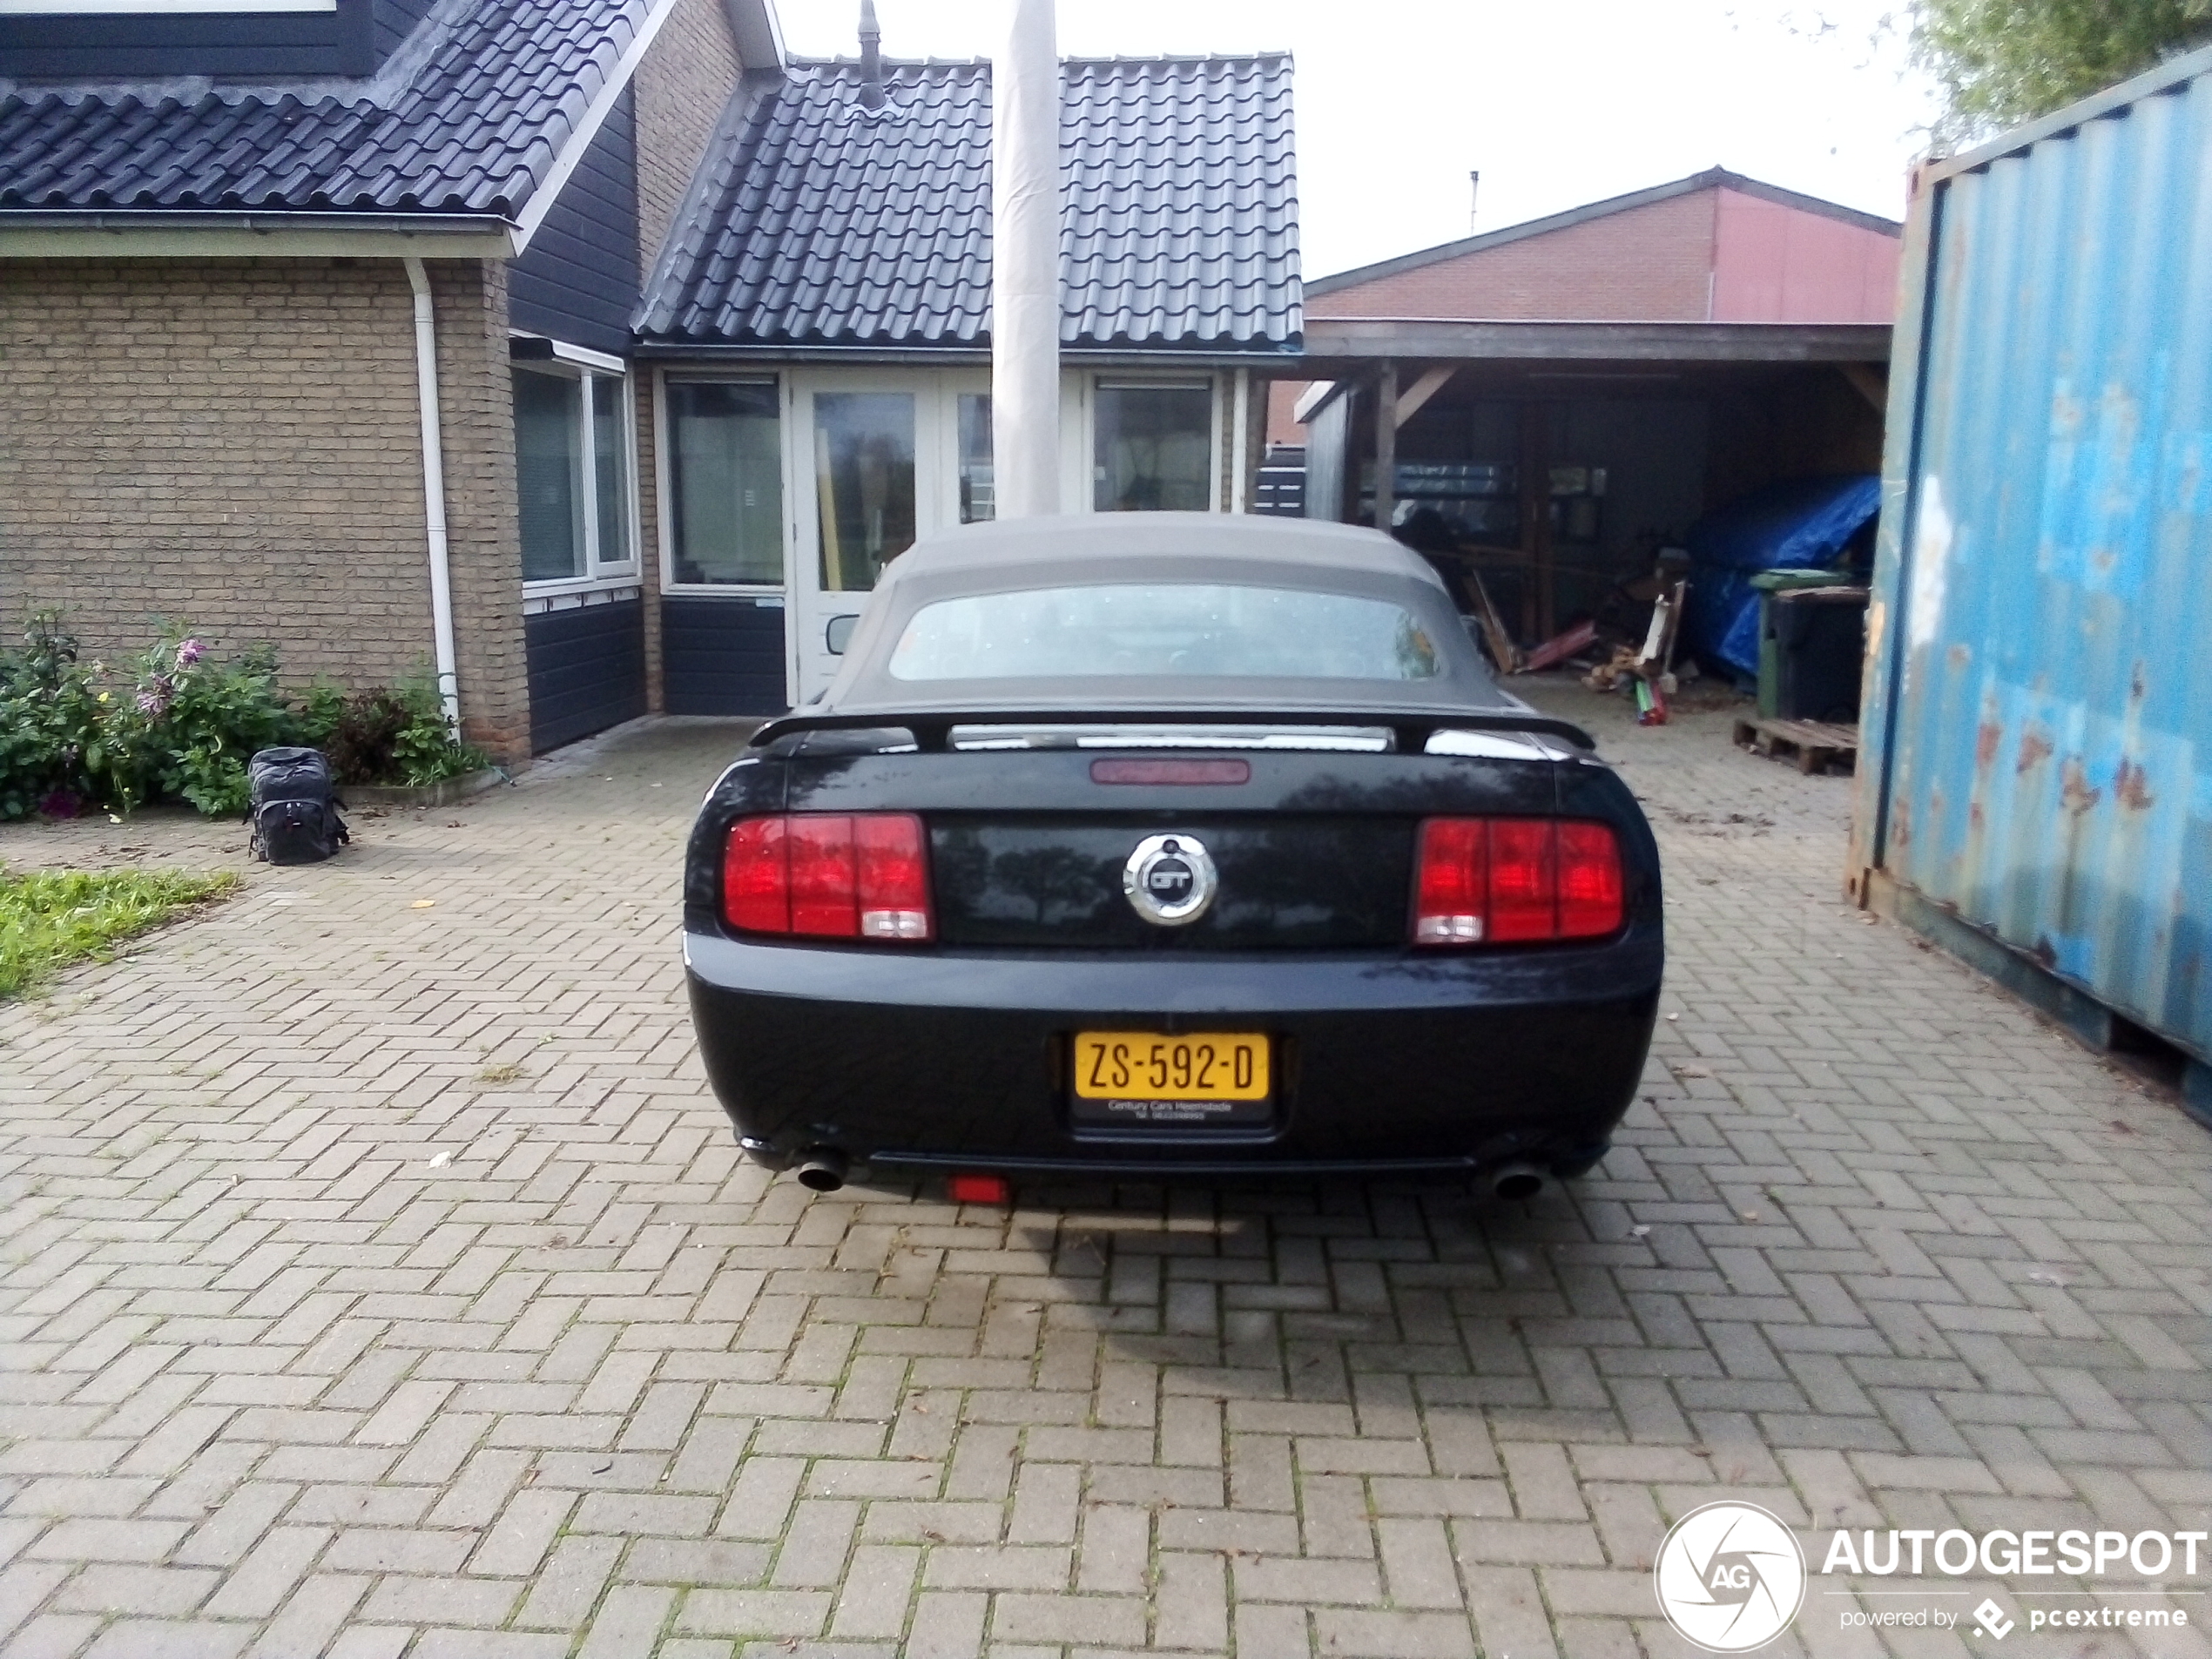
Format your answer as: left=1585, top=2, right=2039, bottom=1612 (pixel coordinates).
left=175, top=637, right=205, bottom=668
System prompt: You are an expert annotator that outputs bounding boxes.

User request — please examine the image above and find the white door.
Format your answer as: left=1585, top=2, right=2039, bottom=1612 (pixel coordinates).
left=786, top=371, right=994, bottom=704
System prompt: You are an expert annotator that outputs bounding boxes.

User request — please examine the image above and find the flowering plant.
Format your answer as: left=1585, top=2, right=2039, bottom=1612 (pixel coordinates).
left=122, top=631, right=293, bottom=815
left=2, top=615, right=489, bottom=819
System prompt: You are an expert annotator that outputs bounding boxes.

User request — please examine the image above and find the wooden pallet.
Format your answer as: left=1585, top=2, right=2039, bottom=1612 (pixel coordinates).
left=1733, top=716, right=1859, bottom=775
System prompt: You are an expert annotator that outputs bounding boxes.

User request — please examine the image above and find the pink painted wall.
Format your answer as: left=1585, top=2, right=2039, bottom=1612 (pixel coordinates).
left=1710, top=188, right=1900, bottom=322
left=1267, top=183, right=1903, bottom=445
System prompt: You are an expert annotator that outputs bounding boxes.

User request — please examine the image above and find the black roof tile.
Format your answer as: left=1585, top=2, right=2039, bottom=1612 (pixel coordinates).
left=637, top=53, right=1299, bottom=353
left=0, top=0, right=652, bottom=218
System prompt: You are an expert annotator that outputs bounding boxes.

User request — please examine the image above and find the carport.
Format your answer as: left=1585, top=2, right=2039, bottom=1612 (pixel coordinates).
left=1292, top=318, right=1892, bottom=644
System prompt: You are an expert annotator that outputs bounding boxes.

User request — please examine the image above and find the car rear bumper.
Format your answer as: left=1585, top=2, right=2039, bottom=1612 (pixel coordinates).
left=684, top=930, right=1661, bottom=1177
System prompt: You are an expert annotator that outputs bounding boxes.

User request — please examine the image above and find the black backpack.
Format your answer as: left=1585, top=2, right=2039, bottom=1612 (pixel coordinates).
left=247, top=747, right=348, bottom=865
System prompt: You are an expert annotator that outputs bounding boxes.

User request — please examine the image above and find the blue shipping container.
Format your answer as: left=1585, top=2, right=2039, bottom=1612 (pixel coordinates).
left=1857, top=44, right=2212, bottom=1108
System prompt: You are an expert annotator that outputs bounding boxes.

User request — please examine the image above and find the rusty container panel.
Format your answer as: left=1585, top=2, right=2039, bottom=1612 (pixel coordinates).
left=1858, top=45, right=2212, bottom=1066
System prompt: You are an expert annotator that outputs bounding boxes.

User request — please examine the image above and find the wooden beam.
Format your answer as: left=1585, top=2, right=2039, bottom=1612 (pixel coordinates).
left=1393, top=366, right=1455, bottom=428
left=1519, top=400, right=1555, bottom=641
left=1305, top=317, right=1894, bottom=363
left=1838, top=361, right=1888, bottom=411
left=1373, top=361, right=1398, bottom=529
left=1292, top=379, right=1339, bottom=422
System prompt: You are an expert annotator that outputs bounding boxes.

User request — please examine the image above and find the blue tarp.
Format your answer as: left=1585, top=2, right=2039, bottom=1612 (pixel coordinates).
left=1682, top=475, right=1881, bottom=678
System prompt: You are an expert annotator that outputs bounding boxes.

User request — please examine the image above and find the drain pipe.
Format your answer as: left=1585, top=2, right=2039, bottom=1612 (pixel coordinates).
left=403, top=256, right=462, bottom=733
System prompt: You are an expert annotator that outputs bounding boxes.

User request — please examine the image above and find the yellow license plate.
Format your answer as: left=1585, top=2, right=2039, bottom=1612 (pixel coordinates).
left=1073, top=1032, right=1270, bottom=1101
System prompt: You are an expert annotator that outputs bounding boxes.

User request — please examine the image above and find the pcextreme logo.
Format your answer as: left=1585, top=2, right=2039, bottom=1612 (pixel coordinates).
left=1653, top=1502, right=1808, bottom=1652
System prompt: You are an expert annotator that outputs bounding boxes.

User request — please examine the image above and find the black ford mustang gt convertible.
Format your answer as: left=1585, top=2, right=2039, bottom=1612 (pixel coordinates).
left=682, top=513, right=1661, bottom=1200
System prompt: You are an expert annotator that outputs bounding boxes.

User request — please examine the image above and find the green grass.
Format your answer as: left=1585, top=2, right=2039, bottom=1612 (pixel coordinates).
left=0, top=867, right=239, bottom=1000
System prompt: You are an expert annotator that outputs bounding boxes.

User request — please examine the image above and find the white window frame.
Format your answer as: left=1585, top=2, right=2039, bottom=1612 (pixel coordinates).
left=658, top=369, right=788, bottom=598
left=649, top=365, right=1228, bottom=599
left=1083, top=372, right=1224, bottom=514
left=516, top=352, right=640, bottom=598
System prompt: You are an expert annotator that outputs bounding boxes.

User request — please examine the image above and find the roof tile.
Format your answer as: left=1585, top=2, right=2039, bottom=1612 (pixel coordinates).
left=0, top=0, right=654, bottom=218
left=637, top=53, right=1300, bottom=352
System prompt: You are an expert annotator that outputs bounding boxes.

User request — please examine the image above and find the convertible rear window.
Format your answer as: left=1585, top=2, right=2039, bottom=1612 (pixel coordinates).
left=885, top=583, right=1442, bottom=682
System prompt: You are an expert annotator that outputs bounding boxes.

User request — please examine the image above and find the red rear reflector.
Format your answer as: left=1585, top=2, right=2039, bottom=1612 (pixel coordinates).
left=1089, top=758, right=1251, bottom=786
left=948, top=1173, right=1010, bottom=1205
left=723, top=814, right=933, bottom=942
left=1411, top=818, right=1623, bottom=947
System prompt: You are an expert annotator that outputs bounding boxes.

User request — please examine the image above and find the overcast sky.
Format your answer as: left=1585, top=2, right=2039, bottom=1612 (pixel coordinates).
left=769, top=0, right=1940, bottom=278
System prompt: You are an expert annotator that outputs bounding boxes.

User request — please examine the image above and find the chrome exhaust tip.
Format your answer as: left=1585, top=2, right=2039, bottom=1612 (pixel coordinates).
left=794, top=1149, right=849, bottom=1192
left=1489, top=1161, right=1545, bottom=1203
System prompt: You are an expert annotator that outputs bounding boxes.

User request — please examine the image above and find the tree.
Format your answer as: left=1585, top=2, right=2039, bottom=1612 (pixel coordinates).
left=1912, top=0, right=2212, bottom=143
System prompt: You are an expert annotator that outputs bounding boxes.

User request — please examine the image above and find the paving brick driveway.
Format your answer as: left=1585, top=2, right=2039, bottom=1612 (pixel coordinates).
left=2, top=684, right=2208, bottom=1659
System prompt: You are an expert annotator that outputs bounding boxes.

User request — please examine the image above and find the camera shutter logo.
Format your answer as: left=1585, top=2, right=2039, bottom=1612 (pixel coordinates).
left=1653, top=1501, right=1806, bottom=1652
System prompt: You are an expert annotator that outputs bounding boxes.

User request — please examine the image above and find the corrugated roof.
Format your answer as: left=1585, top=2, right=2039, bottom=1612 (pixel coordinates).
left=0, top=0, right=658, bottom=218
left=637, top=54, right=1300, bottom=353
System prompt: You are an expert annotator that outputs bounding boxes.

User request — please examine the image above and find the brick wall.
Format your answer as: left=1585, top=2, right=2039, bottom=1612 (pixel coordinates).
left=1307, top=189, right=1720, bottom=323
left=631, top=0, right=743, bottom=707
left=1271, top=192, right=1729, bottom=451
left=634, top=364, right=666, bottom=712
left=635, top=0, right=743, bottom=277
left=1711, top=188, right=1900, bottom=323
left=426, top=258, right=529, bottom=763
left=0, top=255, right=532, bottom=766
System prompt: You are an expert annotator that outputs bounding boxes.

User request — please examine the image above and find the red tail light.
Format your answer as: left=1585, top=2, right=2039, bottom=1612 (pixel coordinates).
left=1556, top=821, right=1626, bottom=939
left=853, top=814, right=932, bottom=940
left=1412, top=818, right=1623, bottom=946
left=1487, top=819, right=1558, bottom=943
left=1413, top=819, right=1487, bottom=943
left=723, top=814, right=934, bottom=942
left=724, top=817, right=790, bottom=934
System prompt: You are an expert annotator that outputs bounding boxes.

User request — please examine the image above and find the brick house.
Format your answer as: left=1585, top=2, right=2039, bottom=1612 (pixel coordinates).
left=0, top=0, right=781, bottom=762
left=0, top=2, right=1303, bottom=756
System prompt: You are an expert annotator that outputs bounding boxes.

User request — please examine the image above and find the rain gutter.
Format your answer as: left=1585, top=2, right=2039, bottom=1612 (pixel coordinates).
left=0, top=210, right=516, bottom=258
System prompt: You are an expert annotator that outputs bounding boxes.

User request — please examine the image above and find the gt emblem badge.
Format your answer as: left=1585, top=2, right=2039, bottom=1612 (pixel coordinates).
left=1123, top=833, right=1217, bottom=927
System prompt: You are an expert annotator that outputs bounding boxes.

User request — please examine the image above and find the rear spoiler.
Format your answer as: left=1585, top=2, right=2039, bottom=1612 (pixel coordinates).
left=746, top=707, right=1596, bottom=754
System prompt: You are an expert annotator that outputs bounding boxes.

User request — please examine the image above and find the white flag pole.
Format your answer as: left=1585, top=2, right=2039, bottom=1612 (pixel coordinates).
left=990, top=0, right=1062, bottom=519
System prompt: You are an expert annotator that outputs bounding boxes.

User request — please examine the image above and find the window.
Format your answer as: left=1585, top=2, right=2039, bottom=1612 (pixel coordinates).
left=1095, top=381, right=1213, bottom=512
left=513, top=362, right=634, bottom=585
left=887, top=583, right=1442, bottom=682
left=958, top=393, right=995, bottom=523
left=814, top=391, right=916, bottom=593
left=669, top=381, right=783, bottom=586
